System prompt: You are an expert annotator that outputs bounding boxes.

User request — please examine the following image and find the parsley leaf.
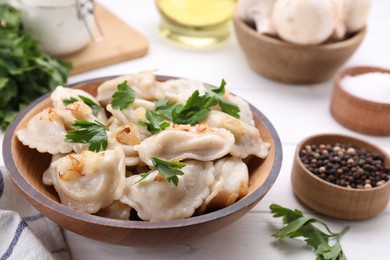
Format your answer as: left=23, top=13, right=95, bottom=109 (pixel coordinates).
left=62, top=97, right=78, bottom=106
left=139, top=109, right=170, bottom=134
left=111, top=81, right=135, bottom=110
left=65, top=120, right=109, bottom=152
left=204, top=79, right=240, bottom=118
left=270, top=204, right=349, bottom=260
left=133, top=157, right=186, bottom=186
left=172, top=90, right=216, bottom=125
left=78, top=95, right=101, bottom=115
left=151, top=157, right=185, bottom=186
left=154, top=99, right=178, bottom=120
left=62, top=95, right=101, bottom=115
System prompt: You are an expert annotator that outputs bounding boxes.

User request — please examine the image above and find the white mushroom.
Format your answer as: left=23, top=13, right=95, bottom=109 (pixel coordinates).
left=330, top=0, right=347, bottom=39
left=344, top=0, right=371, bottom=33
left=271, top=0, right=336, bottom=45
left=237, top=0, right=277, bottom=35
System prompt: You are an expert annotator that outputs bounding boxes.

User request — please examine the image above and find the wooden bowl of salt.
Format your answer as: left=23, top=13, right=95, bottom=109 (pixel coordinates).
left=330, top=66, right=390, bottom=136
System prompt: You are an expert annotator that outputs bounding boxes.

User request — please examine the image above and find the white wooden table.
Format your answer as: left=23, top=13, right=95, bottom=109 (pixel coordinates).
left=1, top=0, right=390, bottom=259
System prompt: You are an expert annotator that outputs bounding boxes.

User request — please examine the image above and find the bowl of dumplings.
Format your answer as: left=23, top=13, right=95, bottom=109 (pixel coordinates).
left=234, top=0, right=369, bottom=84
left=3, top=71, right=282, bottom=246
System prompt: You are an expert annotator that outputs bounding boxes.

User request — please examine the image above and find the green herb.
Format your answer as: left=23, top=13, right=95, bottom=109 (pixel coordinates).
left=78, top=95, right=101, bottom=115
left=204, top=79, right=240, bottom=118
left=133, top=157, right=186, bottom=186
left=62, top=97, right=78, bottom=106
left=139, top=109, right=170, bottom=134
left=270, top=204, right=349, bottom=260
left=65, top=120, right=109, bottom=152
left=0, top=4, right=72, bottom=130
left=171, top=90, right=216, bottom=125
left=154, top=99, right=177, bottom=120
left=62, top=95, right=101, bottom=115
left=111, top=81, right=135, bottom=110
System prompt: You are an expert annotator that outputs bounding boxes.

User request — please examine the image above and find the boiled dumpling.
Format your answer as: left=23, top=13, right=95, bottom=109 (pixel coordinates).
left=42, top=147, right=126, bottom=213
left=200, top=157, right=249, bottom=213
left=205, top=110, right=270, bottom=158
left=96, top=200, right=132, bottom=220
left=156, top=79, right=206, bottom=104
left=51, top=86, right=107, bottom=127
left=134, top=125, right=235, bottom=166
left=120, top=160, right=215, bottom=221
left=96, top=70, right=163, bottom=105
left=106, top=99, right=156, bottom=140
left=107, top=124, right=141, bottom=167
left=226, top=94, right=255, bottom=126
left=16, top=108, right=73, bottom=154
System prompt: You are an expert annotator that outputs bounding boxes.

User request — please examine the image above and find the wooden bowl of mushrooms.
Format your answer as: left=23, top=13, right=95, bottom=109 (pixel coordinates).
left=233, top=0, right=369, bottom=84
left=291, top=133, right=390, bottom=220
left=3, top=72, right=282, bottom=246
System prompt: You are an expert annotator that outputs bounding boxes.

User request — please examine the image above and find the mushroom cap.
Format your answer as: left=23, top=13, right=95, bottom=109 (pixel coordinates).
left=237, top=0, right=277, bottom=35
left=272, top=0, right=336, bottom=45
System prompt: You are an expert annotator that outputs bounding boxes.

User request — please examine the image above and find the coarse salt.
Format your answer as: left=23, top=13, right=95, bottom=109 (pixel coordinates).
left=340, top=72, right=390, bottom=104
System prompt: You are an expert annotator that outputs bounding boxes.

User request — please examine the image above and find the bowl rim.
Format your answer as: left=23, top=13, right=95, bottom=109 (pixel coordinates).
left=333, top=65, right=390, bottom=107
left=232, top=9, right=367, bottom=51
left=294, top=133, right=390, bottom=193
left=3, top=75, right=283, bottom=229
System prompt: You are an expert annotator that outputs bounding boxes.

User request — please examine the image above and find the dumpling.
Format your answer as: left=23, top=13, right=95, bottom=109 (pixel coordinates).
left=226, top=94, right=255, bottom=126
left=199, top=157, right=249, bottom=213
left=134, top=124, right=235, bottom=166
left=205, top=110, right=270, bottom=158
left=120, top=160, right=215, bottom=221
left=106, top=99, right=156, bottom=140
left=96, top=201, right=132, bottom=220
left=96, top=70, right=163, bottom=105
left=156, top=79, right=206, bottom=104
left=51, top=86, right=107, bottom=127
left=42, top=147, right=126, bottom=213
left=107, top=124, right=141, bottom=167
left=16, top=107, right=73, bottom=154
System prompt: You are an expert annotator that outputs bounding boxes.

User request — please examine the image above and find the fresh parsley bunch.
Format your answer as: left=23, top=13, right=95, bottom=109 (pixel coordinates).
left=270, top=204, right=349, bottom=260
left=0, top=4, right=72, bottom=130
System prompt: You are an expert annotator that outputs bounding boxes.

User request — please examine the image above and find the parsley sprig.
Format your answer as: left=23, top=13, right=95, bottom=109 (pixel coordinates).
left=138, top=110, right=170, bottom=134
left=65, top=120, right=109, bottom=152
left=172, top=90, right=216, bottom=125
left=270, top=204, right=349, bottom=260
left=62, top=95, right=101, bottom=115
left=111, top=81, right=135, bottom=110
left=134, top=157, right=185, bottom=186
left=204, top=79, right=240, bottom=118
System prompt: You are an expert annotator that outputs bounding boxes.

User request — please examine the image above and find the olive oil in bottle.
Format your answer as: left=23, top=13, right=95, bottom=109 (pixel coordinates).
left=156, top=0, right=236, bottom=48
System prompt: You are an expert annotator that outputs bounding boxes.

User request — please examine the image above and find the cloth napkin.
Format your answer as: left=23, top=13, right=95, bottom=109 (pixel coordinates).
left=0, top=167, right=70, bottom=260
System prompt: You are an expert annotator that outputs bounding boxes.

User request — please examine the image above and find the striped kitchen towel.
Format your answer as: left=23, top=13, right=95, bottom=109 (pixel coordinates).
left=0, top=168, right=69, bottom=260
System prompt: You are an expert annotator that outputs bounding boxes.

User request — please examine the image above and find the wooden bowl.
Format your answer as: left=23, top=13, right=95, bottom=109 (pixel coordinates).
left=3, top=75, right=282, bottom=246
left=330, top=66, right=390, bottom=136
left=291, top=134, right=390, bottom=220
left=232, top=9, right=366, bottom=84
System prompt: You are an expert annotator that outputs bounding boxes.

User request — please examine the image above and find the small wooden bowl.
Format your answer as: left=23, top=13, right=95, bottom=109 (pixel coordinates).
left=291, top=134, right=390, bottom=220
left=232, top=9, right=366, bottom=84
left=3, top=75, right=282, bottom=246
left=330, top=66, right=390, bottom=136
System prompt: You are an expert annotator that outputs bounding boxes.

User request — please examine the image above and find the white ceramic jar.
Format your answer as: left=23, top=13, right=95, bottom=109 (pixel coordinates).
left=17, top=0, right=100, bottom=56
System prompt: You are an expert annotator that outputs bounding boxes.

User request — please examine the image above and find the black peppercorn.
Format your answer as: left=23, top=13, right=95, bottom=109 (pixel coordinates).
left=299, top=143, right=390, bottom=189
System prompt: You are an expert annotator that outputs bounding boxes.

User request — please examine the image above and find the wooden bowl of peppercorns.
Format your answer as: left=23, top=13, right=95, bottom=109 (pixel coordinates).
left=291, top=134, right=390, bottom=220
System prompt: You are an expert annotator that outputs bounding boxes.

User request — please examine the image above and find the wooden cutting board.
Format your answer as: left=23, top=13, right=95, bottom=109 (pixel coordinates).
left=62, top=4, right=149, bottom=75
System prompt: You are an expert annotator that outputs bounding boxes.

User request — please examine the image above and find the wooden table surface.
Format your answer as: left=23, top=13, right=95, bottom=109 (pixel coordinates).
left=1, top=0, right=390, bottom=259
